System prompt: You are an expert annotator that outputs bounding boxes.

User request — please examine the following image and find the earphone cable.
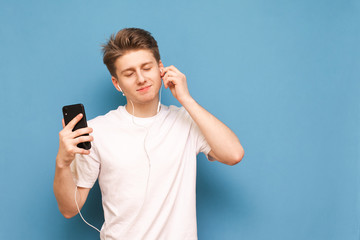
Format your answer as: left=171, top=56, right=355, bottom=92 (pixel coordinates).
left=74, top=187, right=106, bottom=239
left=75, top=81, right=163, bottom=238
left=126, top=83, right=162, bottom=233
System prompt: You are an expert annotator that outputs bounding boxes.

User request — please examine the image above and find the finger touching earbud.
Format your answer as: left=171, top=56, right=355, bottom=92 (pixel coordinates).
left=160, top=68, right=165, bottom=78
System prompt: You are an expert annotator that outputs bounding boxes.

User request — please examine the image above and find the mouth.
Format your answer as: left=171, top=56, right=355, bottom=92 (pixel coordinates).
left=137, top=85, right=152, bottom=92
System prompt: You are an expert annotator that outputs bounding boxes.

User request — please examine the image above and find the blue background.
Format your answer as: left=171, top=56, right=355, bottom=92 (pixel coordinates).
left=0, top=0, right=359, bottom=239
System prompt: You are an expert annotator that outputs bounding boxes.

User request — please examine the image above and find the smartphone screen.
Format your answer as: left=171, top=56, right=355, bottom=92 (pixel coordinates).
left=62, top=103, right=91, bottom=150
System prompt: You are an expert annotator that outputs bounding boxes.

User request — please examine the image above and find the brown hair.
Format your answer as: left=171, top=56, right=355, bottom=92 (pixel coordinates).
left=102, top=28, right=160, bottom=77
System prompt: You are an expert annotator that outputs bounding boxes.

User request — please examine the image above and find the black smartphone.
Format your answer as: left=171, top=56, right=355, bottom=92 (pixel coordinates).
left=62, top=103, right=91, bottom=150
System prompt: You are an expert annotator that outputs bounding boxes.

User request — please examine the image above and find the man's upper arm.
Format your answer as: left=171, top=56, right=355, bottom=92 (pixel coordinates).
left=77, top=186, right=91, bottom=210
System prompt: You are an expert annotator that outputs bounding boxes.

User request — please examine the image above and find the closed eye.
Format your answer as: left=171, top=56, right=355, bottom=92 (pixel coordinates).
left=125, top=72, right=134, bottom=77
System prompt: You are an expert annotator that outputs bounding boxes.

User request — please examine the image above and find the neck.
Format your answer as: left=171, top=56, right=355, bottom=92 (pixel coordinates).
left=125, top=97, right=160, bottom=118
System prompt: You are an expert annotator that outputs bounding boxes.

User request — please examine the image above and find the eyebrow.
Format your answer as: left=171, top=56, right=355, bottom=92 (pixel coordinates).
left=120, top=61, right=153, bottom=74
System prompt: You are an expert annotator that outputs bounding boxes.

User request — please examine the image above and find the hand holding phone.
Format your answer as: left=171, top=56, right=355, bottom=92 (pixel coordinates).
left=57, top=104, right=93, bottom=167
left=62, top=104, right=91, bottom=150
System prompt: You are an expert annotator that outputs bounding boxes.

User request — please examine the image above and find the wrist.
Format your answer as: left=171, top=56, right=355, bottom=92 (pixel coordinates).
left=56, top=156, right=72, bottom=169
left=179, top=95, right=195, bottom=108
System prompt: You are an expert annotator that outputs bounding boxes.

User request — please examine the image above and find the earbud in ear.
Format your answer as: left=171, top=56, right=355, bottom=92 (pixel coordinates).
left=160, top=68, right=164, bottom=78
left=117, top=84, right=125, bottom=96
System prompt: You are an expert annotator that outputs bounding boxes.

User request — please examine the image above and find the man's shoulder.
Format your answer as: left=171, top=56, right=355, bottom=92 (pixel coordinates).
left=87, top=106, right=123, bottom=127
left=166, top=105, right=187, bottom=115
left=163, top=105, right=192, bottom=124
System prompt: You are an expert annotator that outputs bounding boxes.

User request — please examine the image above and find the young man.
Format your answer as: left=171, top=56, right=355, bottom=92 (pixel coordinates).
left=54, top=28, right=244, bottom=240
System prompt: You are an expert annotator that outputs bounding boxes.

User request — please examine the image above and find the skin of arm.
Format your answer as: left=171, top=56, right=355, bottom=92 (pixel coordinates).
left=162, top=65, right=244, bottom=165
left=53, top=114, right=94, bottom=218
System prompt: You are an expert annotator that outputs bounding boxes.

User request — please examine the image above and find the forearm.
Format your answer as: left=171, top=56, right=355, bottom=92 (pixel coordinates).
left=181, top=97, right=244, bottom=165
left=53, top=158, right=82, bottom=218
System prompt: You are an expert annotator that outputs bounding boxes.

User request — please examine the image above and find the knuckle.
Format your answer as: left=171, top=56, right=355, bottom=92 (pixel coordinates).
left=69, top=148, right=76, bottom=154
left=73, top=129, right=81, bottom=135
left=65, top=144, right=71, bottom=151
left=75, top=129, right=84, bottom=136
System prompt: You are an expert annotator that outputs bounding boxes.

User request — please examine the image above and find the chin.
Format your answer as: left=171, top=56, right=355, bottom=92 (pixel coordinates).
left=136, top=93, right=159, bottom=104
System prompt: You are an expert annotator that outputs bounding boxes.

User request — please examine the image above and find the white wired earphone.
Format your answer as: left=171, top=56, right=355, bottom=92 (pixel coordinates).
left=75, top=70, right=163, bottom=238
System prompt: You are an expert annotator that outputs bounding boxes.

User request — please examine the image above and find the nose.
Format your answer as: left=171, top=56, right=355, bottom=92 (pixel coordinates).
left=136, top=71, right=146, bottom=84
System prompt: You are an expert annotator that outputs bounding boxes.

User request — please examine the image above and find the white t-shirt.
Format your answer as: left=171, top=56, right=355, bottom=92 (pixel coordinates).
left=71, top=105, right=212, bottom=240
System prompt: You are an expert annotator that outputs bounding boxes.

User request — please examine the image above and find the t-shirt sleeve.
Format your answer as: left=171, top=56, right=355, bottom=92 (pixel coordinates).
left=188, top=112, right=216, bottom=162
left=70, top=144, right=100, bottom=189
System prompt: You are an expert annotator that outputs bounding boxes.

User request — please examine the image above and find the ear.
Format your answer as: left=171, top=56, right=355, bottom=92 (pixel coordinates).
left=158, top=60, right=165, bottom=77
left=111, top=76, right=122, bottom=92
left=159, top=60, right=164, bottom=70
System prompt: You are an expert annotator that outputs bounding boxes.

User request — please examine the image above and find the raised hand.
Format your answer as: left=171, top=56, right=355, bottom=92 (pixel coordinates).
left=161, top=65, right=192, bottom=104
left=56, top=113, right=93, bottom=167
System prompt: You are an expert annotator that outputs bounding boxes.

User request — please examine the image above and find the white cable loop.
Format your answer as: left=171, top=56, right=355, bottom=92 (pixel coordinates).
left=74, top=187, right=104, bottom=237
